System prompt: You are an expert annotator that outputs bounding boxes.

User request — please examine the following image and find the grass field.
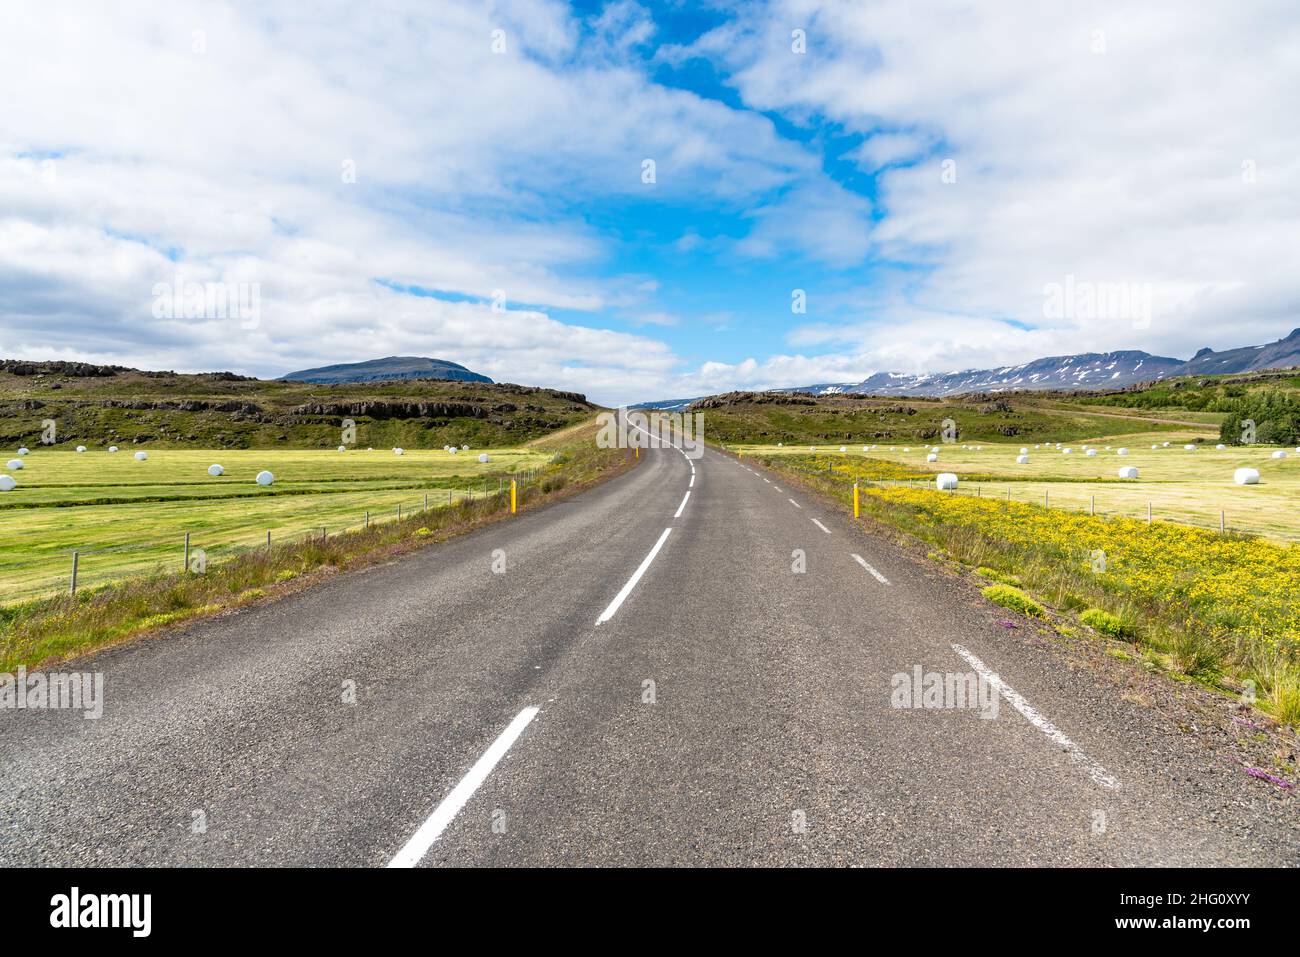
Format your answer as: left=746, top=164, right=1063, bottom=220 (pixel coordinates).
left=0, top=446, right=551, bottom=602
left=731, top=432, right=1300, bottom=542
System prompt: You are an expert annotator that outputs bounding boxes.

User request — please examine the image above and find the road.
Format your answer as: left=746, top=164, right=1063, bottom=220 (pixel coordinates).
left=1, top=441, right=1296, bottom=866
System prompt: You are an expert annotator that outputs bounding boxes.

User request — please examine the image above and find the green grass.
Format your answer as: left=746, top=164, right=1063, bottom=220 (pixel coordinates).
left=0, top=446, right=553, bottom=603
left=0, top=365, right=598, bottom=450
left=980, top=583, right=1046, bottom=618
left=0, top=420, right=629, bottom=669
left=733, top=437, right=1300, bottom=542
left=1080, top=607, right=1135, bottom=639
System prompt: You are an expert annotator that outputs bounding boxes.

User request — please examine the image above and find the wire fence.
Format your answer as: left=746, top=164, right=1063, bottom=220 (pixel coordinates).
left=1, top=468, right=545, bottom=604
left=776, top=460, right=1299, bottom=544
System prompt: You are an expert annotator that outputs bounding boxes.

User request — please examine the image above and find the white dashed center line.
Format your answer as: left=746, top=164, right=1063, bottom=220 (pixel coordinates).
left=811, top=518, right=831, bottom=534
left=597, top=527, right=673, bottom=625
left=388, top=706, right=540, bottom=867
left=788, top=499, right=801, bottom=509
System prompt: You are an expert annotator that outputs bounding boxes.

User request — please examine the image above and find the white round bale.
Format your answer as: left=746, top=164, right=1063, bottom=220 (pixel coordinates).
left=75, top=446, right=86, bottom=453
left=0, top=475, right=15, bottom=491
left=1216, top=444, right=1227, bottom=450
left=936, top=473, right=959, bottom=490
left=6, top=459, right=23, bottom=470
left=1184, top=444, right=1196, bottom=451
left=1117, top=448, right=1129, bottom=456
left=1016, top=454, right=1030, bottom=464
left=338, top=445, right=347, bottom=453
left=1086, top=449, right=1098, bottom=457
left=478, top=453, right=490, bottom=463
left=108, top=446, right=118, bottom=453
left=1118, top=466, right=1139, bottom=479
left=926, top=452, right=938, bottom=462
left=207, top=464, right=224, bottom=477
left=1271, top=450, right=1287, bottom=459
left=134, top=451, right=148, bottom=461
left=1020, top=447, right=1029, bottom=455
left=393, top=447, right=404, bottom=455
left=1234, top=468, right=1260, bottom=485
left=255, top=470, right=274, bottom=486
left=17, top=448, right=29, bottom=456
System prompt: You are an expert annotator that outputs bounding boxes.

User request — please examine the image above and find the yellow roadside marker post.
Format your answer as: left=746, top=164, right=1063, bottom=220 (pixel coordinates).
left=854, top=482, right=860, bottom=518
left=510, top=479, right=517, bottom=514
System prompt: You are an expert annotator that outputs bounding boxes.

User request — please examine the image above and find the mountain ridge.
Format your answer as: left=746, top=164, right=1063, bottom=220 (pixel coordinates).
left=635, top=328, right=1300, bottom=408
left=279, top=356, right=492, bottom=385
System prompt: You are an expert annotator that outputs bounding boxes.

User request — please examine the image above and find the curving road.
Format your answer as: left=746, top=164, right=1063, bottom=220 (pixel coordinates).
left=1, top=442, right=1296, bottom=866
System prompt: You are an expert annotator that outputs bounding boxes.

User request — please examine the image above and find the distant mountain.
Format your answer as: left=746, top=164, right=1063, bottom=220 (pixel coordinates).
left=634, top=329, right=1300, bottom=406
left=279, top=356, right=492, bottom=385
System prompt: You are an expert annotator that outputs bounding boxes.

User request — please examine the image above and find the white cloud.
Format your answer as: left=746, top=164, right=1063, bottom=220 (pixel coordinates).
left=0, top=0, right=829, bottom=405
left=699, top=0, right=1300, bottom=368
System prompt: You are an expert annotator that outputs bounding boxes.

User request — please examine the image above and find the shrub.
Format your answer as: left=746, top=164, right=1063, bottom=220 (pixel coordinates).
left=975, top=566, right=1022, bottom=587
left=981, top=583, right=1046, bottom=619
left=1080, top=607, right=1135, bottom=639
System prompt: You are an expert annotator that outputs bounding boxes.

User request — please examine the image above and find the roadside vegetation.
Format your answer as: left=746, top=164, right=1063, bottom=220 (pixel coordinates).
left=0, top=421, right=630, bottom=670
left=756, top=450, right=1300, bottom=728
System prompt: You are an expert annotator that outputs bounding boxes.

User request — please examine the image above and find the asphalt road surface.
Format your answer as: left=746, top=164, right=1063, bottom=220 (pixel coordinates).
left=2, top=443, right=1296, bottom=866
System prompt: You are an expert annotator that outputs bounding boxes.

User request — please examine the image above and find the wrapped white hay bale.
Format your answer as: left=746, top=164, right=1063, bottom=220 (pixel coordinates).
left=839, top=446, right=847, bottom=453
left=1062, top=448, right=1073, bottom=454
left=0, top=475, right=15, bottom=492
left=926, top=452, right=938, bottom=462
left=75, top=446, right=86, bottom=453
left=1162, top=441, right=1170, bottom=447
left=1216, top=444, right=1227, bottom=450
left=1151, top=444, right=1159, bottom=450
left=478, top=453, right=490, bottom=463
left=1117, top=448, right=1129, bottom=456
left=1183, top=444, right=1196, bottom=451
left=108, top=446, right=119, bottom=453
left=1271, top=450, right=1287, bottom=459
left=134, top=451, right=148, bottom=461
left=255, top=470, right=274, bottom=486
left=461, top=445, right=469, bottom=451
left=393, top=447, right=405, bottom=455
left=1118, top=466, right=1139, bottom=479
left=17, top=448, right=29, bottom=456
left=338, top=445, right=347, bottom=452
left=6, top=459, right=24, bottom=470
left=207, top=464, right=224, bottom=477
left=1086, top=449, right=1098, bottom=457
left=935, top=473, right=958, bottom=490
left=903, top=447, right=910, bottom=452
left=1020, top=447, right=1029, bottom=455
left=1234, top=468, right=1260, bottom=485
left=448, top=447, right=458, bottom=455
left=1016, top=454, right=1030, bottom=464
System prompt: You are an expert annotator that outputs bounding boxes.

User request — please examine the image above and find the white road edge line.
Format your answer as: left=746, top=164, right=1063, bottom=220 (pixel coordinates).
left=387, top=706, right=540, bottom=868
left=811, top=518, right=831, bottom=534
left=850, top=553, right=890, bottom=584
left=788, top=498, right=802, bottom=509
left=596, top=527, right=673, bottom=625
left=950, top=643, right=1121, bottom=791
left=689, top=474, right=695, bottom=488
left=674, top=490, right=691, bottom=518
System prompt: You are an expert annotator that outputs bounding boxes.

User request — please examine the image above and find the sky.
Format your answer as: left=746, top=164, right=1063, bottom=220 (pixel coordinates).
left=2, top=0, right=1298, bottom=406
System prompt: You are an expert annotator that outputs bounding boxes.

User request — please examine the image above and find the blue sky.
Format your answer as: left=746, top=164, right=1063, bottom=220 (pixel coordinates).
left=2, top=1, right=1297, bottom=405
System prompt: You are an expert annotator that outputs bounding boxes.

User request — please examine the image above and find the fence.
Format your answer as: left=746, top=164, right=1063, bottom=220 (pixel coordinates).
left=781, top=460, right=1297, bottom=544
left=3, top=468, right=545, bottom=604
